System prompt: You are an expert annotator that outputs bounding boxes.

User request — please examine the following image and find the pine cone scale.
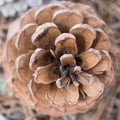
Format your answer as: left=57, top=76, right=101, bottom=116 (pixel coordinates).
left=15, top=51, right=33, bottom=83
left=29, top=48, right=52, bottom=71
left=15, top=23, right=37, bottom=52
left=70, top=23, right=96, bottom=51
left=32, top=22, right=61, bottom=49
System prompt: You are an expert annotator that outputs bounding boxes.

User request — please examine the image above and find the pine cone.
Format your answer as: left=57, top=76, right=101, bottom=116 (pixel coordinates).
left=2, top=1, right=118, bottom=117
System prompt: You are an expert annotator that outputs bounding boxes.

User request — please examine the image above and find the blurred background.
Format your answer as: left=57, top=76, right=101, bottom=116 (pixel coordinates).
left=0, top=0, right=120, bottom=120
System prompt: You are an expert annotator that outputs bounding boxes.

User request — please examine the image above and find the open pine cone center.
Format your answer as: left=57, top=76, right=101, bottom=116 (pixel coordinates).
left=51, top=48, right=83, bottom=88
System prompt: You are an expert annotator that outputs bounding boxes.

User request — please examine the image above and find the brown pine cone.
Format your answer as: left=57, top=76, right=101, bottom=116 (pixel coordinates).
left=2, top=1, right=119, bottom=117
